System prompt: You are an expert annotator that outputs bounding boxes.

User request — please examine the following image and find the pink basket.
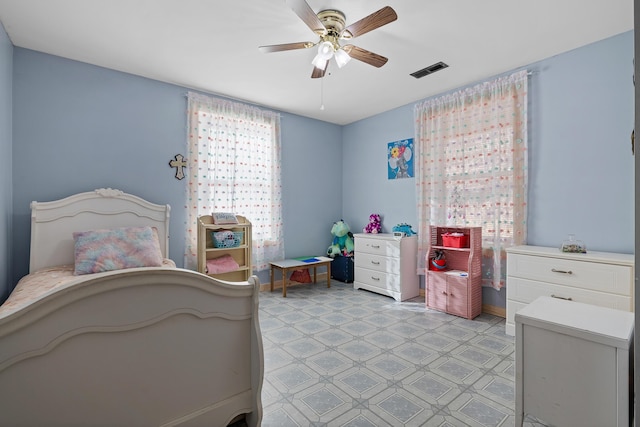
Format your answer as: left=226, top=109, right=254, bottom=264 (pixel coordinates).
left=442, top=233, right=468, bottom=248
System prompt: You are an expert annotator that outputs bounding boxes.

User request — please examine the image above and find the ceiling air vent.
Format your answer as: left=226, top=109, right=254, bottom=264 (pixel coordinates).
left=410, top=61, right=449, bottom=79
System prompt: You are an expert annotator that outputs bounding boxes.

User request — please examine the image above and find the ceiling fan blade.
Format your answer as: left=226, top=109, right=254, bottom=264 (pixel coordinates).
left=311, top=60, right=329, bottom=78
left=342, top=6, right=397, bottom=39
left=285, top=0, right=326, bottom=35
left=259, top=42, right=314, bottom=53
left=342, top=45, right=388, bottom=68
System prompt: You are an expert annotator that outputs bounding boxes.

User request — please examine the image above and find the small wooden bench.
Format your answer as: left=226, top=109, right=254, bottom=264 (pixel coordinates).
left=269, top=257, right=332, bottom=297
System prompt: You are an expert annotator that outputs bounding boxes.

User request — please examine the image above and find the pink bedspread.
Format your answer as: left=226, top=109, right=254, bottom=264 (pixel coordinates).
left=0, top=259, right=176, bottom=319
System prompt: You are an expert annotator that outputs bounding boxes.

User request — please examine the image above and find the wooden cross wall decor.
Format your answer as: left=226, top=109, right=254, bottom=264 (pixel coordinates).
left=169, top=154, right=187, bottom=180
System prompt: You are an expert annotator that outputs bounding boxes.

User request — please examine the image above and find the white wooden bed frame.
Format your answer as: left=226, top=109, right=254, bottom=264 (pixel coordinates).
left=0, top=188, right=264, bottom=427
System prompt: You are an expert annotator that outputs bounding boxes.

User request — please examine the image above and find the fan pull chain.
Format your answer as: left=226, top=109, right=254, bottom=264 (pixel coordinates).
left=320, top=77, right=325, bottom=110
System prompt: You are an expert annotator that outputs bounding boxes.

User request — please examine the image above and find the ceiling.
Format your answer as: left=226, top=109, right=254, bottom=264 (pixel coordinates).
left=0, top=0, right=633, bottom=125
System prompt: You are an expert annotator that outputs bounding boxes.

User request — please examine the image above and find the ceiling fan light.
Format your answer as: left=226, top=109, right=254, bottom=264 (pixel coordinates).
left=334, top=49, right=351, bottom=68
left=312, top=54, right=327, bottom=68
left=316, top=41, right=334, bottom=60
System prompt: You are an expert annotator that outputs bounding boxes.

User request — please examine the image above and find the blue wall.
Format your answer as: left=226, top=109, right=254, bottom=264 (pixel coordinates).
left=11, top=49, right=342, bottom=286
left=6, top=31, right=635, bottom=310
left=342, top=31, right=634, bottom=308
left=0, top=22, right=12, bottom=301
left=280, top=113, right=343, bottom=258
left=527, top=32, right=634, bottom=251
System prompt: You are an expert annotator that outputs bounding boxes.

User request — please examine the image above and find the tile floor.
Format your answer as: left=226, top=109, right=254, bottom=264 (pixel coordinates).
left=257, top=280, right=549, bottom=426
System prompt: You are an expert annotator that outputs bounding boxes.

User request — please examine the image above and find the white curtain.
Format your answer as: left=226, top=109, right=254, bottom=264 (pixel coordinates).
left=185, top=92, right=284, bottom=271
left=414, top=70, right=528, bottom=289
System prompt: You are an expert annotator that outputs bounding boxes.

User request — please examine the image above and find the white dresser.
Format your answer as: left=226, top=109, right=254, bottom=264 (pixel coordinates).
left=505, top=245, right=634, bottom=335
left=353, top=233, right=419, bottom=302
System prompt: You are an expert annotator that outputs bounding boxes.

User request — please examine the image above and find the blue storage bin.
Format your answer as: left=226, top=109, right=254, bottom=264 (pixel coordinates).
left=331, top=256, right=354, bottom=283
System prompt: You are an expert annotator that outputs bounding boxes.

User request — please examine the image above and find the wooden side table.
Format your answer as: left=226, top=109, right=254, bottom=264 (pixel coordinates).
left=270, top=257, right=332, bottom=297
left=515, top=296, right=634, bottom=427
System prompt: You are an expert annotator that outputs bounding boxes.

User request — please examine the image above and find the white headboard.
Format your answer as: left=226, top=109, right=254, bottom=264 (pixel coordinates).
left=29, top=188, right=171, bottom=272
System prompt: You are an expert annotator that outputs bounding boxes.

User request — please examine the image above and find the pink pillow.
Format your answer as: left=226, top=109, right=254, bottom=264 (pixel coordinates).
left=206, top=255, right=240, bottom=274
left=73, top=226, right=163, bottom=275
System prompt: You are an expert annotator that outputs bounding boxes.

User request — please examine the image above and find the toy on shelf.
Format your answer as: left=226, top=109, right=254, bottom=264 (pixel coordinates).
left=327, top=219, right=355, bottom=258
left=392, top=223, right=416, bottom=236
left=429, top=249, right=446, bottom=271
left=363, top=213, right=382, bottom=234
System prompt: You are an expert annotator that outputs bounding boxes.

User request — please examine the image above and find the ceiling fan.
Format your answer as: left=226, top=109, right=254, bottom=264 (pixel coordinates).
left=259, top=0, right=397, bottom=78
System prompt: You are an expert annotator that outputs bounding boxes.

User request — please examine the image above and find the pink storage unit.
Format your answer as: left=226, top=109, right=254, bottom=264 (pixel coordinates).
left=426, top=226, right=482, bottom=319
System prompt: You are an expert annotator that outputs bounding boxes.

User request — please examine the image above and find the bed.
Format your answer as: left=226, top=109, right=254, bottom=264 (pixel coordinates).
left=0, top=188, right=264, bottom=427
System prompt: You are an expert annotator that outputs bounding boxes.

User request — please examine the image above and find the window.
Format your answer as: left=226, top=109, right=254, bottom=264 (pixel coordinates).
left=185, top=92, right=284, bottom=271
left=414, top=70, right=528, bottom=289
left=442, top=128, right=516, bottom=240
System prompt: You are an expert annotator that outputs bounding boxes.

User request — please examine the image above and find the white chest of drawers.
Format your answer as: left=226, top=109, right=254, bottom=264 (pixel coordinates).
left=353, top=233, right=419, bottom=302
left=515, top=296, right=634, bottom=427
left=505, top=245, right=634, bottom=335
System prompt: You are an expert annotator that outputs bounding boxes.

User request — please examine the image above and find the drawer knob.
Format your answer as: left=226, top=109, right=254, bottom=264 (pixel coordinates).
left=551, top=268, right=573, bottom=275
left=371, top=261, right=380, bottom=265
left=372, top=245, right=380, bottom=249
left=442, top=291, right=447, bottom=295
left=372, top=276, right=380, bottom=281
left=551, top=294, right=573, bottom=301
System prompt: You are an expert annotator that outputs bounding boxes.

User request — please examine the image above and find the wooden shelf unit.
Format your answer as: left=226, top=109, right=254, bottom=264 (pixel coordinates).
left=426, top=226, right=482, bottom=319
left=197, top=215, right=252, bottom=281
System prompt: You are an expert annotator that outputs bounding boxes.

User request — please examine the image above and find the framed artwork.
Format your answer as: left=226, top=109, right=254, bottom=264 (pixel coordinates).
left=388, top=138, right=414, bottom=179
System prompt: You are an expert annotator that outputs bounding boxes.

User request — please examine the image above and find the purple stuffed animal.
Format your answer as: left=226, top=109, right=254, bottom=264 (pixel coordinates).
left=363, top=214, right=382, bottom=234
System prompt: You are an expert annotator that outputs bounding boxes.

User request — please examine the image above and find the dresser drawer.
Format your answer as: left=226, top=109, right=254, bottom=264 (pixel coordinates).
left=354, top=253, right=399, bottom=274
left=508, top=277, right=632, bottom=311
left=354, top=267, right=400, bottom=292
left=507, top=253, right=632, bottom=296
left=355, top=237, right=400, bottom=257
left=505, top=283, right=634, bottom=336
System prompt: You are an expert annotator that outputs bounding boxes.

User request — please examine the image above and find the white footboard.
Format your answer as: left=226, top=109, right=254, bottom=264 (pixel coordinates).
left=0, top=268, right=263, bottom=427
